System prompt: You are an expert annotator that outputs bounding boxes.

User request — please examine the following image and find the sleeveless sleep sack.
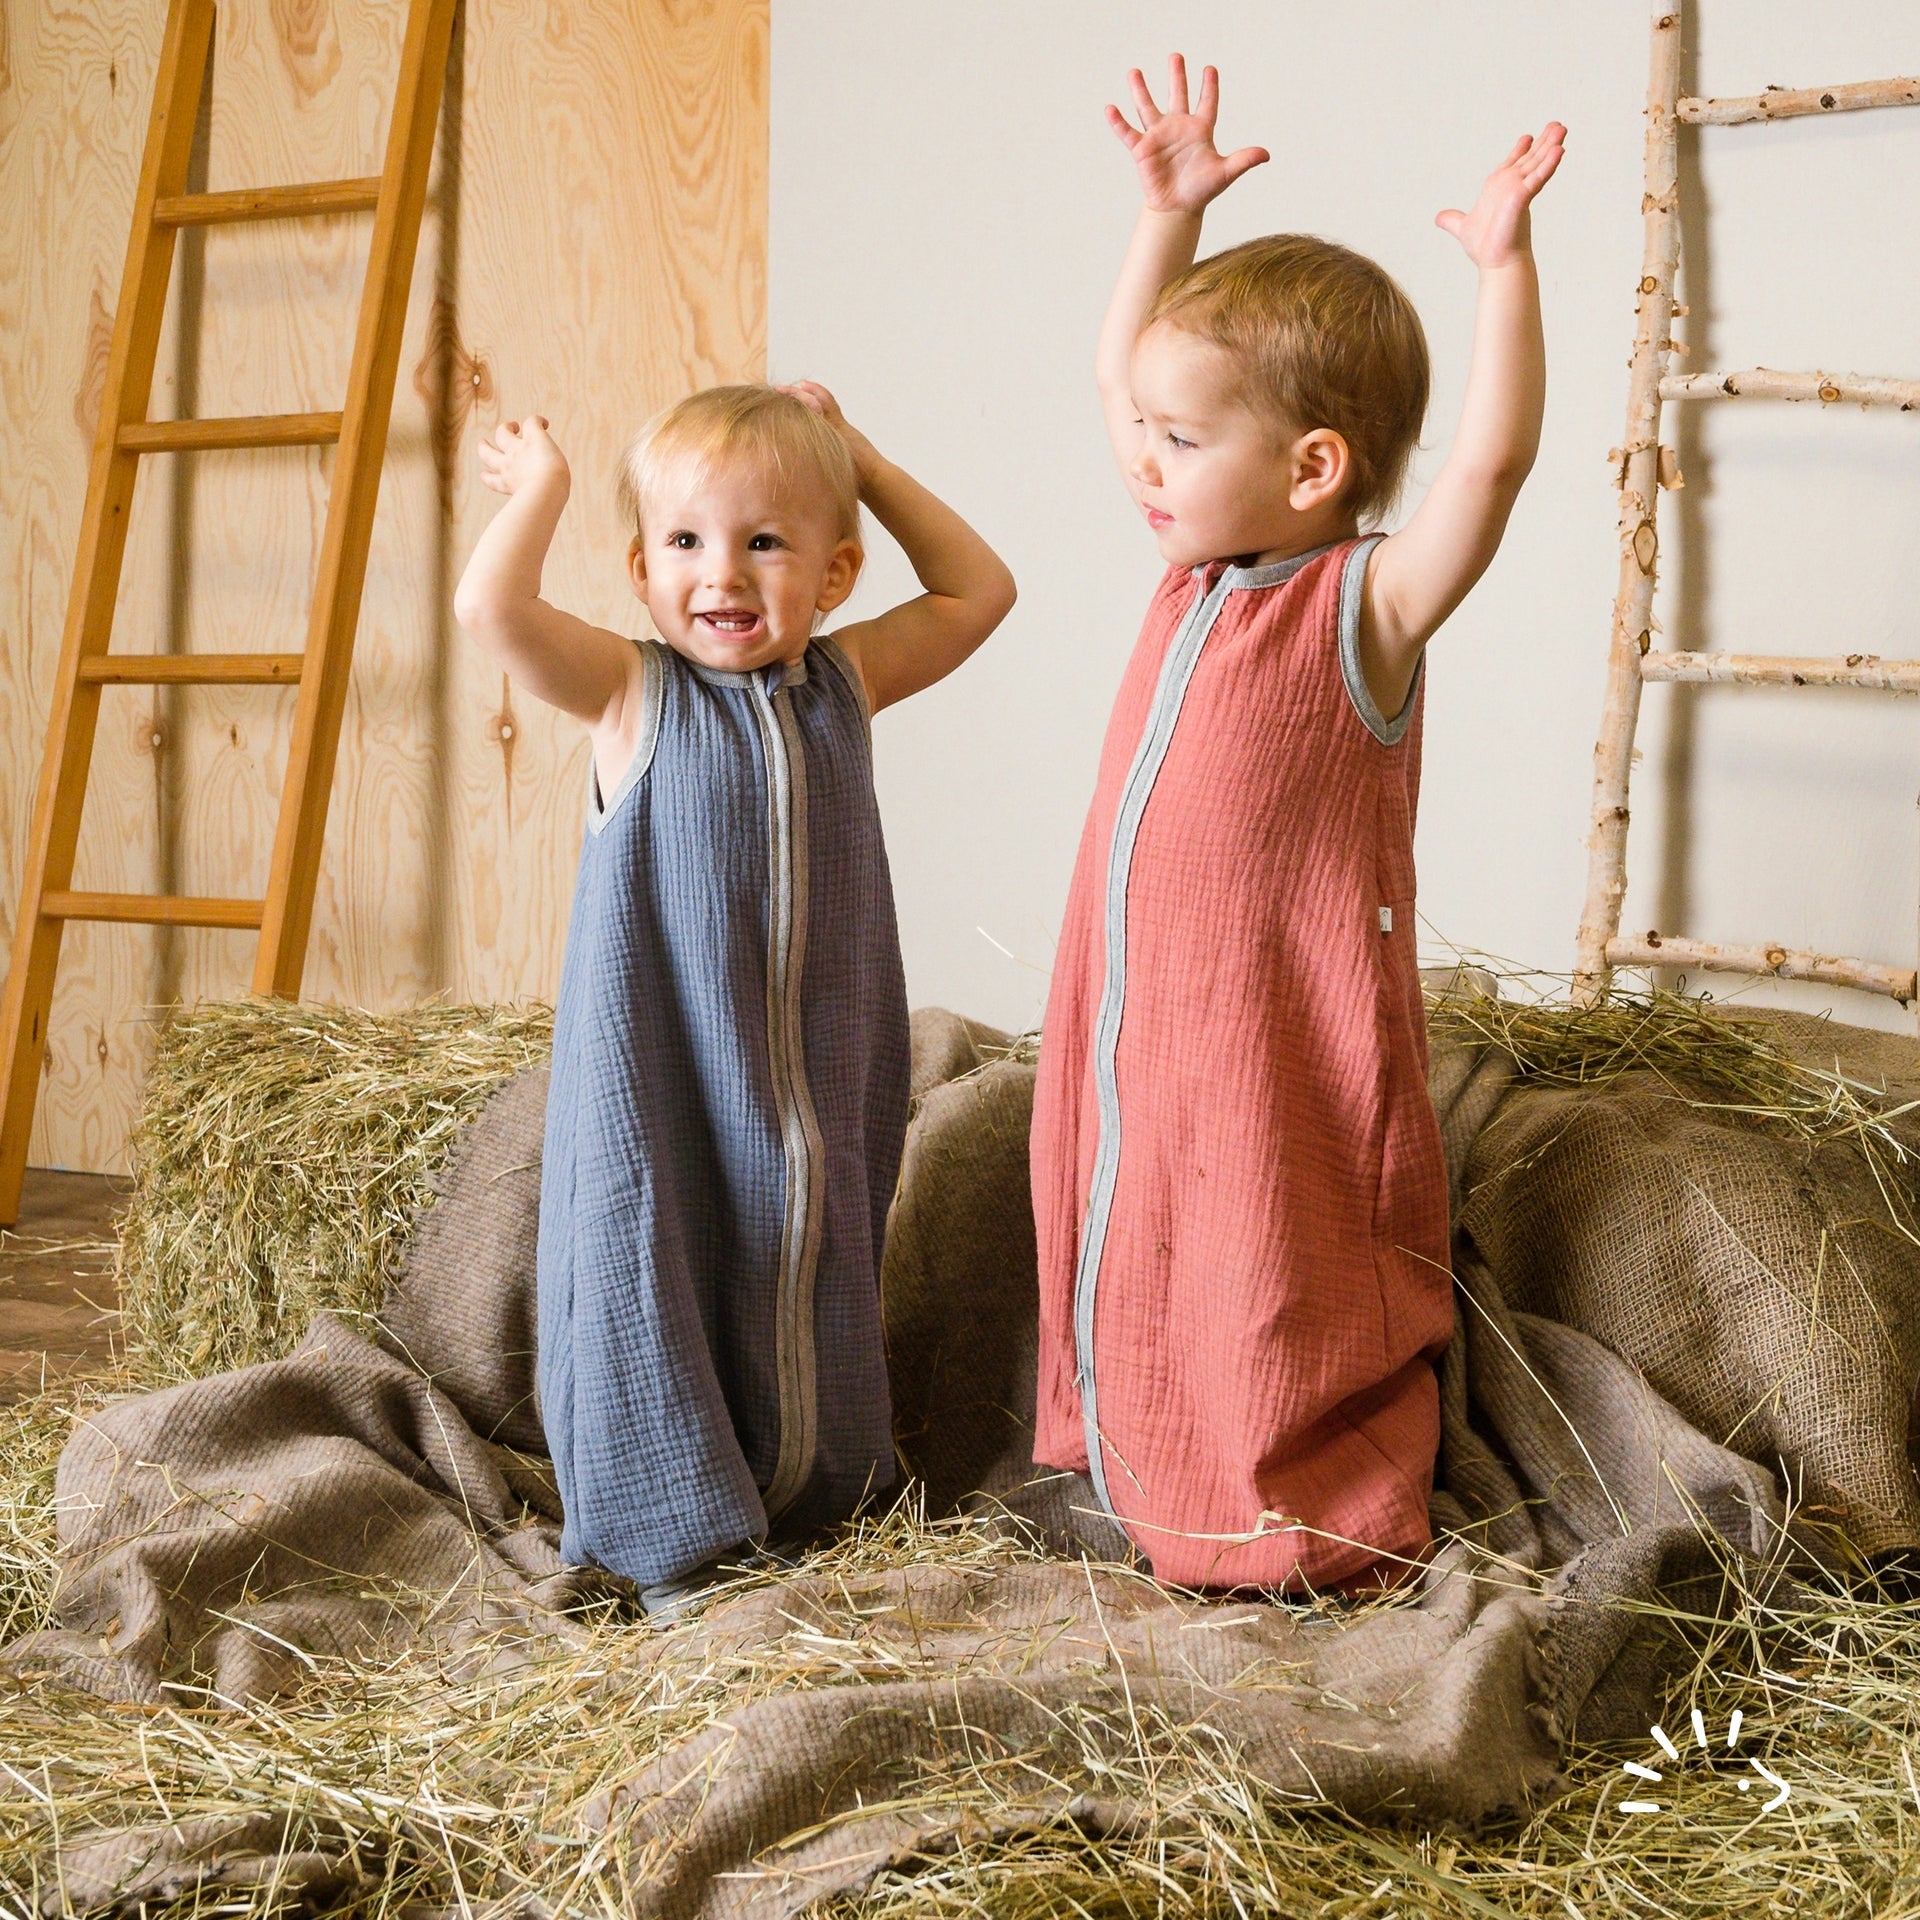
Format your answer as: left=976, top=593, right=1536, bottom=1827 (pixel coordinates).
left=538, top=638, right=909, bottom=1588
left=1031, top=538, right=1453, bottom=1594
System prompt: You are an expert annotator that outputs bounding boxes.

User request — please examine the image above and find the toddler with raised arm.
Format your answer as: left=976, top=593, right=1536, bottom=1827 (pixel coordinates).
left=1032, top=57, right=1563, bottom=1593
left=456, top=383, right=1015, bottom=1607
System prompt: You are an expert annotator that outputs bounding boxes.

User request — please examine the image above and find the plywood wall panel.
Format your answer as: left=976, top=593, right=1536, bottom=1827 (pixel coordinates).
left=0, top=1, right=169, bottom=1172
left=0, top=0, right=768, bottom=1171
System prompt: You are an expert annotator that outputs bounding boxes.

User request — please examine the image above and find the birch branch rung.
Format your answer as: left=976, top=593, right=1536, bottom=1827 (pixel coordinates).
left=1639, top=652, right=1920, bottom=692
left=1678, top=77, right=1920, bottom=125
left=1660, top=369, right=1920, bottom=410
left=1605, top=933, right=1917, bottom=1003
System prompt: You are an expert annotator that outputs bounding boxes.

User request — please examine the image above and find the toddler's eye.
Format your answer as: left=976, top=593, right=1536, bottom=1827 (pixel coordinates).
left=667, top=531, right=699, bottom=550
left=1167, top=432, right=1195, bottom=452
left=748, top=533, right=784, bottom=552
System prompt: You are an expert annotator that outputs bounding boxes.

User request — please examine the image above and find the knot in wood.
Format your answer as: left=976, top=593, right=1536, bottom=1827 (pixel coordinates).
left=1817, top=382, right=1841, bottom=403
left=1632, top=520, right=1659, bottom=575
left=1764, top=947, right=1788, bottom=970
left=1645, top=929, right=1664, bottom=948
left=1636, top=630, right=1652, bottom=655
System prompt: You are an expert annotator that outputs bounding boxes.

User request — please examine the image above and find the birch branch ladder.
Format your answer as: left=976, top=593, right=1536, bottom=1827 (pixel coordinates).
left=0, top=0, right=457, bottom=1225
left=1573, top=2, right=1920, bottom=1011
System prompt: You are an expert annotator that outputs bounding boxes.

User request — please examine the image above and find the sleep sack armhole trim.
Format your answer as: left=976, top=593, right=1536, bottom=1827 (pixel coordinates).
left=586, top=640, right=665, bottom=835
left=1337, top=534, right=1421, bottom=747
left=815, top=635, right=872, bottom=738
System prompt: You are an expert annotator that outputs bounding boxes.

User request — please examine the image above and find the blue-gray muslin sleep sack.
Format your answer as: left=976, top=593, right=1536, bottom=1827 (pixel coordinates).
left=537, top=637, right=910, bottom=1587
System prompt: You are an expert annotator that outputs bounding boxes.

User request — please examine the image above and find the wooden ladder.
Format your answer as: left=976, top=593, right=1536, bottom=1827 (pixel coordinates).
left=1574, top=1, right=1920, bottom=1009
left=0, top=0, right=457, bottom=1224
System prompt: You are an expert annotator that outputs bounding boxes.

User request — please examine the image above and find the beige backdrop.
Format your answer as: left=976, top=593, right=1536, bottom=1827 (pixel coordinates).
left=771, top=2, right=1920, bottom=1043
left=0, top=0, right=767, bottom=1171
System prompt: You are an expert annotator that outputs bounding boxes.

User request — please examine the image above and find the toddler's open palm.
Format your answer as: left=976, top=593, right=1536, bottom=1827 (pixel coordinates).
left=1108, top=55, right=1269, bottom=216
left=477, top=415, right=569, bottom=497
left=1436, top=123, right=1566, bottom=267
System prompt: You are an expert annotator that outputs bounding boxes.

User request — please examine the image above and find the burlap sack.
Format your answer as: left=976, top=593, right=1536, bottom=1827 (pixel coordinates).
left=377, top=1066, right=548, bottom=1452
left=3, top=1008, right=1816, bottom=1918
left=887, top=1010, right=1134, bottom=1560
left=1462, top=1011, right=1920, bottom=1565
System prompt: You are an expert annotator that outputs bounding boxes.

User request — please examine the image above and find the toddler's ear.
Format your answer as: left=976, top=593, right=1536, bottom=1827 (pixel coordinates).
left=1289, top=427, right=1352, bottom=515
left=626, top=535, right=649, bottom=601
left=815, top=536, right=864, bottom=615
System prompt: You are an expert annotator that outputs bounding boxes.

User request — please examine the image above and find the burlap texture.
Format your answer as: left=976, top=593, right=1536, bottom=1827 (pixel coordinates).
left=0, top=1007, right=1849, bottom=1917
left=377, top=1064, right=549, bottom=1453
left=1461, top=1010, right=1920, bottom=1564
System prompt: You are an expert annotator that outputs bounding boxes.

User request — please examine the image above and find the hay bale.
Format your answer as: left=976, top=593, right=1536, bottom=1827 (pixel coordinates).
left=116, top=1000, right=552, bottom=1383
left=2, top=1373, right=1917, bottom=1920
left=9, top=988, right=1920, bottom=1911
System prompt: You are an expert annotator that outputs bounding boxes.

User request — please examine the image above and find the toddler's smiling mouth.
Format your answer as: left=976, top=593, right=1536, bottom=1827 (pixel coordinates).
left=1145, top=507, right=1173, bottom=530
left=696, top=609, right=764, bottom=637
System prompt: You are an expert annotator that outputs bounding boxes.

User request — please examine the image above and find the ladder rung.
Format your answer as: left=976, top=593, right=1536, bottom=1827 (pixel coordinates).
left=1661, top=369, right=1920, bottom=411
left=118, top=412, right=344, bottom=453
left=41, top=892, right=266, bottom=930
left=1607, top=933, right=1917, bottom=1004
left=152, top=178, right=383, bottom=227
left=1640, top=651, right=1920, bottom=693
left=1679, top=77, right=1920, bottom=126
left=77, top=653, right=305, bottom=686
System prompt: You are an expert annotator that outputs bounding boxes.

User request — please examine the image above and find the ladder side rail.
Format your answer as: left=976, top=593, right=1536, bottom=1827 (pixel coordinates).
left=0, top=0, right=217, bottom=1224
left=1573, top=2, right=1684, bottom=1004
left=254, top=0, right=458, bottom=998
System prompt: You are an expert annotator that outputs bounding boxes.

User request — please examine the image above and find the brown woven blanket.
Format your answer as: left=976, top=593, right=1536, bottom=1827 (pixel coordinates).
left=7, top=1006, right=1892, bottom=1918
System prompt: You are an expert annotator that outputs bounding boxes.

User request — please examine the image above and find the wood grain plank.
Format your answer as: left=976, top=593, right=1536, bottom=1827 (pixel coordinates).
left=0, top=0, right=768, bottom=1172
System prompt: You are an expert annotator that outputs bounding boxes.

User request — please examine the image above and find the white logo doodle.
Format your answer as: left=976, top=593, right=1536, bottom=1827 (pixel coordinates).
left=1617, top=1707, right=1791, bottom=1815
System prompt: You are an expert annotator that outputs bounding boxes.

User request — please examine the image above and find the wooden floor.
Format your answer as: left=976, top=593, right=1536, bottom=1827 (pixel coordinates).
left=0, top=1170, right=126, bottom=1408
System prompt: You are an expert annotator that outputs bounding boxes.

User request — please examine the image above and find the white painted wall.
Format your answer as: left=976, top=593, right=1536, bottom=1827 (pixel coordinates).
left=770, top=3, right=1920, bottom=1037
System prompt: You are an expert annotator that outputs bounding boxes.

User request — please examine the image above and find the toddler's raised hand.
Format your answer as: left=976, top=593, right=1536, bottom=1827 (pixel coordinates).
left=1435, top=123, right=1566, bottom=268
left=783, top=379, right=882, bottom=486
left=477, top=415, right=570, bottom=497
left=1107, top=55, right=1269, bottom=216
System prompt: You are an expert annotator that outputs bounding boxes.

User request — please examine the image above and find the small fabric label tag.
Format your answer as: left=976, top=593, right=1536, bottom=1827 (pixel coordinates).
left=1378, top=906, right=1393, bottom=935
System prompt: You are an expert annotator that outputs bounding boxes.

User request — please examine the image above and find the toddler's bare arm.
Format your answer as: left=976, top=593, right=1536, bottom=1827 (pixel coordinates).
left=787, top=382, right=1016, bottom=715
left=454, top=417, right=645, bottom=741
left=1362, top=125, right=1566, bottom=711
left=1097, top=57, right=1269, bottom=482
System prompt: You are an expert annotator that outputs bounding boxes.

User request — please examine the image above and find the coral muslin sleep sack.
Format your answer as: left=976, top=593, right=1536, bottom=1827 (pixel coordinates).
left=1032, top=537, right=1453, bottom=1594
left=539, top=638, right=908, bottom=1588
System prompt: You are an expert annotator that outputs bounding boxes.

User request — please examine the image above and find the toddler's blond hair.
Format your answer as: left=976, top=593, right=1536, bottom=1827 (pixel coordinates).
left=615, top=384, right=862, bottom=544
left=1146, top=235, right=1430, bottom=523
